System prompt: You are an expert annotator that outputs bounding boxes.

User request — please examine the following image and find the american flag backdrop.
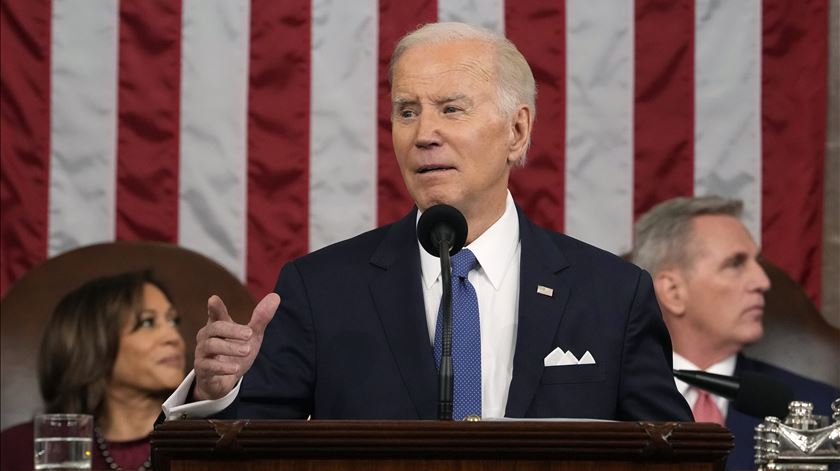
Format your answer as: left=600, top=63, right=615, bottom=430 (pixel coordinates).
left=1, top=0, right=829, bottom=303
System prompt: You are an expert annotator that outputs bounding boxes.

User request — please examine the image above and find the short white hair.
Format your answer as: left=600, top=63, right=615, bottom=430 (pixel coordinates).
left=632, top=196, right=744, bottom=275
left=388, top=22, right=537, bottom=165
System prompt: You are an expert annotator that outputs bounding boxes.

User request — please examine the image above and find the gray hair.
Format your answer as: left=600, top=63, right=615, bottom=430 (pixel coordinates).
left=632, top=196, right=743, bottom=275
left=388, top=22, right=537, bottom=164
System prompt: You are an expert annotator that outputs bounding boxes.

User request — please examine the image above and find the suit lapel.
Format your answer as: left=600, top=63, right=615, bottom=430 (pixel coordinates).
left=368, top=209, right=438, bottom=418
left=505, top=208, right=571, bottom=417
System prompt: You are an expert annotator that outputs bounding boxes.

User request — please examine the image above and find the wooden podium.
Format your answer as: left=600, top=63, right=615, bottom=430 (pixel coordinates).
left=151, top=420, right=733, bottom=471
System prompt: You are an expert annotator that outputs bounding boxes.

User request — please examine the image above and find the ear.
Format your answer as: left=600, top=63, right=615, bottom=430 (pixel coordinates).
left=507, top=105, right=532, bottom=164
left=653, top=269, right=688, bottom=318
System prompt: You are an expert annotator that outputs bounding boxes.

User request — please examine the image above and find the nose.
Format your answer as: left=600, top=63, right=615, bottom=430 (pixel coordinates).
left=414, top=111, right=442, bottom=149
left=159, top=320, right=186, bottom=350
left=749, top=259, right=771, bottom=293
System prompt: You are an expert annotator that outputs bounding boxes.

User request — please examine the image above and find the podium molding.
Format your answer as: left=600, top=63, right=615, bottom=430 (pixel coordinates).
left=152, top=420, right=732, bottom=471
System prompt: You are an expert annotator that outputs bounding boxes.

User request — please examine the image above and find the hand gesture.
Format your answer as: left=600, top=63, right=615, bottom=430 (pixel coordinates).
left=193, top=293, right=281, bottom=400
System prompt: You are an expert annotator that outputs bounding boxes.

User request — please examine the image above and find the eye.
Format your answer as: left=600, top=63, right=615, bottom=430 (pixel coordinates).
left=134, top=316, right=155, bottom=329
left=399, top=109, right=417, bottom=119
left=169, top=315, right=182, bottom=327
left=443, top=105, right=460, bottom=114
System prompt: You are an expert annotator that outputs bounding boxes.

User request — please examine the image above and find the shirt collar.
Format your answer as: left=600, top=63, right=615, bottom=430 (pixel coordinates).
left=672, top=352, right=737, bottom=395
left=418, top=191, right=520, bottom=290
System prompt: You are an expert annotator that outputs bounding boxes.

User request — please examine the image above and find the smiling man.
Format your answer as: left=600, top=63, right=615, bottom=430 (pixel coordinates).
left=632, top=196, right=839, bottom=469
left=164, top=22, right=691, bottom=423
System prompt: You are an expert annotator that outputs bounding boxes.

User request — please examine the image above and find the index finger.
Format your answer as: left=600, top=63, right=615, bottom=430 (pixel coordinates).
left=207, top=295, right=233, bottom=323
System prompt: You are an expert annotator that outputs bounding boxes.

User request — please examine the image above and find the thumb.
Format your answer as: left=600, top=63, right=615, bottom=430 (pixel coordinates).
left=207, top=295, right=233, bottom=323
left=248, top=293, right=280, bottom=334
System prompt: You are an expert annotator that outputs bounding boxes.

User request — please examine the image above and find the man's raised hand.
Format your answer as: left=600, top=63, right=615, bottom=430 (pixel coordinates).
left=193, top=293, right=281, bottom=400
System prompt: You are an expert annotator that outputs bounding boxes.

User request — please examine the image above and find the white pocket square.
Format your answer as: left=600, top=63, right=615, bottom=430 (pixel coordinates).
left=544, top=347, right=596, bottom=366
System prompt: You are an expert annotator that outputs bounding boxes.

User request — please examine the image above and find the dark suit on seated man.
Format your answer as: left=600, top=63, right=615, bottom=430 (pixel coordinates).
left=632, top=196, right=839, bottom=470
left=163, top=22, right=691, bottom=422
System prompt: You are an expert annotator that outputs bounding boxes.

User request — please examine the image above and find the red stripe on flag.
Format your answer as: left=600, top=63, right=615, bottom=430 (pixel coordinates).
left=376, top=0, right=437, bottom=226
left=115, top=0, right=181, bottom=243
left=246, top=0, right=311, bottom=296
left=761, top=0, right=827, bottom=306
left=633, top=0, right=694, bottom=220
left=0, top=0, right=51, bottom=296
left=506, top=1, right=566, bottom=232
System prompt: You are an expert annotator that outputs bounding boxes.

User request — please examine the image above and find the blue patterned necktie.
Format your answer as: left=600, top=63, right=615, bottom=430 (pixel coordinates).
left=433, top=248, right=482, bottom=420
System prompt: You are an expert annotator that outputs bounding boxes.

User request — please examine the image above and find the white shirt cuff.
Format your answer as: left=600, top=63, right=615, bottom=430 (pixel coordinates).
left=161, top=370, right=242, bottom=420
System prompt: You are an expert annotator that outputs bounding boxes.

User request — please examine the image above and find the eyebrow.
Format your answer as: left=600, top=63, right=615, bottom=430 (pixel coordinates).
left=392, top=96, right=416, bottom=108
left=137, top=306, right=177, bottom=316
left=435, top=93, right=468, bottom=104
left=392, top=93, right=472, bottom=108
left=719, top=251, right=751, bottom=269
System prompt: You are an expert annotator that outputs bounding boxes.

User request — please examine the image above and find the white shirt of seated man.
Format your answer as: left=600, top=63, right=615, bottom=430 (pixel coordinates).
left=672, top=352, right=735, bottom=421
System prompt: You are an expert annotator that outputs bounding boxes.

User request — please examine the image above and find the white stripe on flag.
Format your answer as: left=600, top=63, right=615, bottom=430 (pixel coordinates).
left=309, top=0, right=378, bottom=251
left=178, top=0, right=250, bottom=280
left=564, top=0, right=634, bottom=254
left=694, top=0, right=762, bottom=242
left=48, top=0, right=119, bottom=256
left=439, top=0, right=505, bottom=32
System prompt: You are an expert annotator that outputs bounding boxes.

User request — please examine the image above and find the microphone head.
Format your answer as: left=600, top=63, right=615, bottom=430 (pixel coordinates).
left=673, top=369, right=794, bottom=419
left=733, top=371, right=794, bottom=419
left=417, top=204, right=468, bottom=257
left=673, top=369, right=740, bottom=400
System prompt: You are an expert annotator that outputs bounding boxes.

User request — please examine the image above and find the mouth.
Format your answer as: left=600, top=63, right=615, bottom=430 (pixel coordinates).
left=743, top=304, right=765, bottom=316
left=417, top=164, right=455, bottom=174
left=157, top=355, right=185, bottom=368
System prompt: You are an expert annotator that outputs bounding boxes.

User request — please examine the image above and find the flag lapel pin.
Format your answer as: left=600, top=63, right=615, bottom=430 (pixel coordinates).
left=537, top=285, right=554, bottom=297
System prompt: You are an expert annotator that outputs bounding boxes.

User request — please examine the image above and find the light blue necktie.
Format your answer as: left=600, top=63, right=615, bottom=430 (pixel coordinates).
left=433, top=248, right=482, bottom=419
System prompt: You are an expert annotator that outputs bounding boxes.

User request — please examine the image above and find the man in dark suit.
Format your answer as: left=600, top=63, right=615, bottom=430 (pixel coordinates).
left=163, top=22, right=691, bottom=422
left=632, top=196, right=839, bottom=470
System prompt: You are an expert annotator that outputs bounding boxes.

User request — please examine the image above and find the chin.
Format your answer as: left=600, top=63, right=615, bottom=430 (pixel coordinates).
left=738, top=326, right=764, bottom=346
left=411, top=186, right=461, bottom=211
left=415, top=194, right=447, bottom=210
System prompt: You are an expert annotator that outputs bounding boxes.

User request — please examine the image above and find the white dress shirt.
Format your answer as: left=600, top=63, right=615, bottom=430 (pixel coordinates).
left=673, top=352, right=736, bottom=420
left=419, top=191, right=521, bottom=418
left=164, top=191, right=522, bottom=420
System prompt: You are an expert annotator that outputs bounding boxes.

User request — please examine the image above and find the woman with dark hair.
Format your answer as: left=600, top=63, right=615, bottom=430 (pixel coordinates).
left=1, top=271, right=186, bottom=471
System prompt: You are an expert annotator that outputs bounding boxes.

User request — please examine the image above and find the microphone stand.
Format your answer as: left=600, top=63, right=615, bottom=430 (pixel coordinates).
left=437, top=239, right=454, bottom=420
left=417, top=203, right=467, bottom=421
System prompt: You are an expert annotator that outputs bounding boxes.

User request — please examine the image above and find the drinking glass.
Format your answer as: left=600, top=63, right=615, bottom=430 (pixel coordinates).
left=33, top=414, right=93, bottom=470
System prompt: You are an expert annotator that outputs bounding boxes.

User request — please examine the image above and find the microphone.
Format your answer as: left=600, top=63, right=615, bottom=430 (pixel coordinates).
left=417, top=204, right=468, bottom=257
left=674, top=369, right=794, bottom=419
left=417, top=204, right=468, bottom=420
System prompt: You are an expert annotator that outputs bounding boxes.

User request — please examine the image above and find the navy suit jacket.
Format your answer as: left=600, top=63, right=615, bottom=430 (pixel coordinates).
left=724, top=354, right=839, bottom=470
left=227, top=206, right=692, bottom=421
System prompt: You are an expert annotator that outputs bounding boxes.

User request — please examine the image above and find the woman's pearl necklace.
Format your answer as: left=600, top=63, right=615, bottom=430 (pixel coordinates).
left=93, top=426, right=152, bottom=471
